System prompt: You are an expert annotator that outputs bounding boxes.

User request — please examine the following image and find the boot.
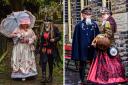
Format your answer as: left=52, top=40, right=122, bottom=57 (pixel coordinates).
left=41, top=72, right=47, bottom=83
left=47, top=54, right=53, bottom=83
left=47, top=75, right=53, bottom=83
left=47, top=65, right=53, bottom=82
left=47, top=68, right=53, bottom=83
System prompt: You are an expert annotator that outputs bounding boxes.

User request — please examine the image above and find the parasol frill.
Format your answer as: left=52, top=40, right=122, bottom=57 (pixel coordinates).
left=0, top=10, right=35, bottom=37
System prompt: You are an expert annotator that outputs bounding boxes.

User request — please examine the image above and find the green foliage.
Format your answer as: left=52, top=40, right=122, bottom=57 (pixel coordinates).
left=24, top=1, right=40, bottom=14
left=0, top=0, right=62, bottom=21
left=38, top=0, right=63, bottom=22
left=0, top=0, right=44, bottom=14
left=0, top=58, right=6, bottom=73
left=0, top=0, right=12, bottom=20
left=7, top=0, right=25, bottom=11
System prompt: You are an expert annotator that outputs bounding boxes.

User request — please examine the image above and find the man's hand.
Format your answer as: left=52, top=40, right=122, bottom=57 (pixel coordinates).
left=91, top=42, right=96, bottom=47
left=91, top=38, right=97, bottom=47
left=50, top=39, right=55, bottom=42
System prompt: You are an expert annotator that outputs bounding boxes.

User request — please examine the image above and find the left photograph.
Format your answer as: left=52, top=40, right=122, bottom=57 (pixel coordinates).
left=0, top=0, right=63, bottom=85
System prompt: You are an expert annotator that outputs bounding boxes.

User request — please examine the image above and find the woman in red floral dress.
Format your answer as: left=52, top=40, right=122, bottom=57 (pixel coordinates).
left=87, top=7, right=127, bottom=85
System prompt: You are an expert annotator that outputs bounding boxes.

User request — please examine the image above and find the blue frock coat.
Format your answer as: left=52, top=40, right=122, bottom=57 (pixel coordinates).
left=72, top=20, right=100, bottom=61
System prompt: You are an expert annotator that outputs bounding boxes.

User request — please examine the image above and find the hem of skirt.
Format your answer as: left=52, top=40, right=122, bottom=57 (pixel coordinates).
left=87, top=80, right=127, bottom=85
left=11, top=72, right=38, bottom=78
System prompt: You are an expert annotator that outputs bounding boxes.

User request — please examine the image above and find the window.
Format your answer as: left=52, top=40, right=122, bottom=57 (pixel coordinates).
left=106, top=0, right=111, bottom=10
left=127, top=0, right=128, bottom=12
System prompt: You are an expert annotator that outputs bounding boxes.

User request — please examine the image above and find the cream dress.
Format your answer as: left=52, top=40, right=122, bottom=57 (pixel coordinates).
left=11, top=28, right=37, bottom=78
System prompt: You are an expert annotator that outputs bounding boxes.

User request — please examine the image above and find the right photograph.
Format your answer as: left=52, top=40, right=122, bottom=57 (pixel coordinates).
left=64, top=0, right=128, bottom=85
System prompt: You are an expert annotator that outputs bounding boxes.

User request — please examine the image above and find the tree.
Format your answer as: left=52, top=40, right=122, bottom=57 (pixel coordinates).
left=38, top=0, right=63, bottom=22
left=0, top=0, right=63, bottom=22
left=3, top=0, right=43, bottom=13
left=0, top=0, right=12, bottom=20
left=8, top=0, right=25, bottom=11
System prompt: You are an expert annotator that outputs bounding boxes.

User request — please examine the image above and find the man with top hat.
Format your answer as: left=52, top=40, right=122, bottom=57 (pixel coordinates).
left=71, top=7, right=100, bottom=84
left=36, top=18, right=61, bottom=83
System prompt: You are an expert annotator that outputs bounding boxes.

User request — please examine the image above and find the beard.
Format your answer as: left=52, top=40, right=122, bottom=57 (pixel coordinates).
left=86, top=18, right=92, bottom=25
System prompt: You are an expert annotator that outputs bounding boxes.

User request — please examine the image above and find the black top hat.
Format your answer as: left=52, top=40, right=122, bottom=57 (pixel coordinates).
left=81, top=7, right=92, bottom=15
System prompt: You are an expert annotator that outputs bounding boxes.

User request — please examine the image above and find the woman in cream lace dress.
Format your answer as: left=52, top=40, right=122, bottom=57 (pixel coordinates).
left=10, top=16, right=37, bottom=80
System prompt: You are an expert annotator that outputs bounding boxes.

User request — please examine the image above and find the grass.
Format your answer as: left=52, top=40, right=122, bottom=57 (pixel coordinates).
left=0, top=38, right=63, bottom=84
left=53, top=61, right=63, bottom=83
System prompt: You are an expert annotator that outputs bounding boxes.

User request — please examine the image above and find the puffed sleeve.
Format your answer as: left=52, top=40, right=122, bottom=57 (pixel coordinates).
left=104, top=21, right=113, bottom=38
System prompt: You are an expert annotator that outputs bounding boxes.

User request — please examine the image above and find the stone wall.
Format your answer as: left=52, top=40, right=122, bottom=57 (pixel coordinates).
left=111, top=0, right=126, bottom=13
left=113, top=12, right=128, bottom=76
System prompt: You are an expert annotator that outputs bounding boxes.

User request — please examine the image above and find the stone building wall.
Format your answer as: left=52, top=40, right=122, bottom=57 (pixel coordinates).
left=111, top=0, right=126, bottom=13
left=112, top=0, right=128, bottom=76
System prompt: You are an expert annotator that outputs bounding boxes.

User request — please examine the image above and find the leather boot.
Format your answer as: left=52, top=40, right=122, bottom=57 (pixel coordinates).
left=47, top=75, right=53, bottom=83
left=41, top=72, right=47, bottom=83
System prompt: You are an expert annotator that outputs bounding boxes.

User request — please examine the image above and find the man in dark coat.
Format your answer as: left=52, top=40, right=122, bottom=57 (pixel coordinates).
left=37, top=20, right=61, bottom=83
left=71, top=7, right=100, bottom=84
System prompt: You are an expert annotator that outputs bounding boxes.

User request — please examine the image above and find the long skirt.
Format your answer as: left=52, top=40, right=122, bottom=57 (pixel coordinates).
left=11, top=43, right=37, bottom=78
left=87, top=51, right=127, bottom=84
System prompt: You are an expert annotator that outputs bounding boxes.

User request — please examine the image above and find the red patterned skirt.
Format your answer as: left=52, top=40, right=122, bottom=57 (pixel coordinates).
left=87, top=51, right=127, bottom=84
